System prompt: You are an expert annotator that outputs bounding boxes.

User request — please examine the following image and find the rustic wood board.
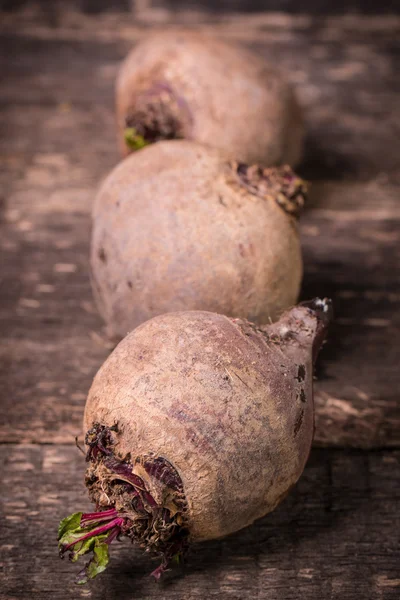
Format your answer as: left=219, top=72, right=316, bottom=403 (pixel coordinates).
left=1, top=444, right=399, bottom=600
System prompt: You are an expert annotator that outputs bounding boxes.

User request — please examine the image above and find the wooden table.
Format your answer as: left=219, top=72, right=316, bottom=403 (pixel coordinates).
left=1, top=3, right=399, bottom=599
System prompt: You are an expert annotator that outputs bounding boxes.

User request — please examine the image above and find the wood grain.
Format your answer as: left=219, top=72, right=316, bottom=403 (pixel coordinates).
left=0, top=444, right=399, bottom=599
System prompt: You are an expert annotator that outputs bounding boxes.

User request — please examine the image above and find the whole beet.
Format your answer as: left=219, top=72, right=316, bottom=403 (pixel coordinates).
left=117, top=31, right=303, bottom=166
left=91, top=140, right=306, bottom=340
left=58, top=299, right=332, bottom=583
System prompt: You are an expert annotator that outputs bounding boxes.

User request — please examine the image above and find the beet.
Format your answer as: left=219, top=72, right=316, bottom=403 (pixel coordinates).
left=116, top=31, right=303, bottom=166
left=91, top=140, right=306, bottom=340
left=58, top=299, right=332, bottom=583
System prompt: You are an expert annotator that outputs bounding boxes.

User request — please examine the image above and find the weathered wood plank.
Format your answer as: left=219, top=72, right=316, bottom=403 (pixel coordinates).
left=1, top=444, right=399, bottom=599
left=304, top=181, right=400, bottom=447
left=0, top=16, right=399, bottom=447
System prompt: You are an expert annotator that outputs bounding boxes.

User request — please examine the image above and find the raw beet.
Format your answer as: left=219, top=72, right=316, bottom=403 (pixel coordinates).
left=91, top=140, right=306, bottom=340
left=116, top=31, right=303, bottom=166
left=58, top=299, right=332, bottom=583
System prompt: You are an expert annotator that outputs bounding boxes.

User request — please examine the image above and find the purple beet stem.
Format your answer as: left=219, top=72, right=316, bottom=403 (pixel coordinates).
left=80, top=508, right=118, bottom=527
left=61, top=515, right=124, bottom=554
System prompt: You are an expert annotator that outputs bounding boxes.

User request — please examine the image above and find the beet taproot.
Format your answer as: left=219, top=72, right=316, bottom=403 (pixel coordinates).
left=58, top=298, right=332, bottom=583
left=91, top=140, right=306, bottom=340
left=116, top=31, right=303, bottom=166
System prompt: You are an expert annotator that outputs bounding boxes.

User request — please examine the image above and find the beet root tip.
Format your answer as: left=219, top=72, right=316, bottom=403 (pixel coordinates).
left=300, top=297, right=333, bottom=363
left=301, top=297, right=333, bottom=320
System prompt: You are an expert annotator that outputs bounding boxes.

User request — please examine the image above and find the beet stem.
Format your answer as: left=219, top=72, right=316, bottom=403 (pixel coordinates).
left=80, top=508, right=118, bottom=527
left=60, top=517, right=124, bottom=554
left=105, top=527, right=120, bottom=545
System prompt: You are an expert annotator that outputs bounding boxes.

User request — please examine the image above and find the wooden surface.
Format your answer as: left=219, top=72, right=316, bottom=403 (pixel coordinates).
left=1, top=445, right=400, bottom=599
left=0, top=4, right=399, bottom=599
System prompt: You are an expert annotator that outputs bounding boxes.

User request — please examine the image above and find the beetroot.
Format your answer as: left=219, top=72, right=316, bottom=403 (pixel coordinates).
left=58, top=299, right=331, bottom=583
left=91, top=140, right=306, bottom=340
left=116, top=31, right=304, bottom=166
